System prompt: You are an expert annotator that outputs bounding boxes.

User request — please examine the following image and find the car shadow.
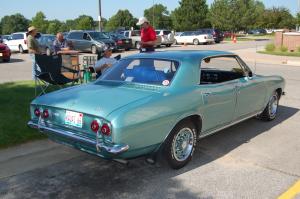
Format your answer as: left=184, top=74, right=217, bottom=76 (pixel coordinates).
left=0, top=105, right=297, bottom=198
left=0, top=58, right=24, bottom=63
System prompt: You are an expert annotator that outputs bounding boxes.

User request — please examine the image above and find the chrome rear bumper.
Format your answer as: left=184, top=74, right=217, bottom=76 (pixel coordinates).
left=27, top=121, right=129, bottom=155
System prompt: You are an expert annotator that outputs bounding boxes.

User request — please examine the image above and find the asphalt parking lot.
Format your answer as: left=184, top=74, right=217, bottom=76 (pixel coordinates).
left=0, top=41, right=300, bottom=199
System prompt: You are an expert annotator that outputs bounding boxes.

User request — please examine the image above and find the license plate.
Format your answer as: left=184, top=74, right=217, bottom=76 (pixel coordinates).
left=65, top=110, right=83, bottom=128
left=125, top=40, right=129, bottom=43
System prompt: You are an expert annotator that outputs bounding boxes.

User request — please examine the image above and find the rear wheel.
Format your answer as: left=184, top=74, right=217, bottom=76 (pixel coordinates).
left=19, top=45, right=24, bottom=53
left=257, top=91, right=279, bottom=121
left=166, top=44, right=172, bottom=47
left=91, top=45, right=97, bottom=54
left=193, top=39, right=199, bottom=45
left=135, top=42, right=141, bottom=49
left=162, top=120, right=197, bottom=169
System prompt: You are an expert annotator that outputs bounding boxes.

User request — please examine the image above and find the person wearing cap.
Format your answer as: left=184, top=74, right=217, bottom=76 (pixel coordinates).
left=27, top=26, right=41, bottom=80
left=92, top=46, right=117, bottom=78
left=136, top=17, right=157, bottom=52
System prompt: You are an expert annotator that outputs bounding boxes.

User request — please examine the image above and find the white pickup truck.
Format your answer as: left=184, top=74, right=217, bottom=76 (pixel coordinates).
left=121, top=30, right=162, bottom=49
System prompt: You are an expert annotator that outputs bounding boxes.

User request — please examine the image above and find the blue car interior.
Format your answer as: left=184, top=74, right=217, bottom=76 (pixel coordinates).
left=124, top=65, right=167, bottom=84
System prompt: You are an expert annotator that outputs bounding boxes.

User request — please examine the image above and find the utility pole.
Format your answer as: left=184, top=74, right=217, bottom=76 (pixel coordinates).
left=152, top=0, right=155, bottom=28
left=98, top=0, right=102, bottom=32
left=297, top=0, right=300, bottom=31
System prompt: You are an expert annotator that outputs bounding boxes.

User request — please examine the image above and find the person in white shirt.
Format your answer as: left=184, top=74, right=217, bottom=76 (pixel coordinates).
left=93, top=46, right=117, bottom=77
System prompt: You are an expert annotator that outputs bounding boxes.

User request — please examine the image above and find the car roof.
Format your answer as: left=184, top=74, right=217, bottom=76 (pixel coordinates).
left=12, top=32, right=27, bottom=34
left=124, top=50, right=235, bottom=61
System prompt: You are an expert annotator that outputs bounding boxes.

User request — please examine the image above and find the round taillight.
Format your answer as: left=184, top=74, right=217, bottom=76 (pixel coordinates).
left=42, top=109, right=49, bottom=118
left=91, top=120, right=100, bottom=133
left=34, top=108, right=41, bottom=117
left=101, top=123, right=111, bottom=136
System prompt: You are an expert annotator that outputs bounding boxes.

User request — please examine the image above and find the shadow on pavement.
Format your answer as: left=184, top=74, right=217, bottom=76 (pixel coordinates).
left=0, top=58, right=24, bottom=64
left=0, top=105, right=298, bottom=199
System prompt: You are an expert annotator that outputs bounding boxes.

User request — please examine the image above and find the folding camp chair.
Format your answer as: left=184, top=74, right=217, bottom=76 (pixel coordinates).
left=34, top=54, right=80, bottom=96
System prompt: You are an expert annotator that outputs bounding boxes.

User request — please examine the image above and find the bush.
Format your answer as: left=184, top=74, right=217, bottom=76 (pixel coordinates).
left=265, top=43, right=275, bottom=52
left=280, top=46, right=288, bottom=52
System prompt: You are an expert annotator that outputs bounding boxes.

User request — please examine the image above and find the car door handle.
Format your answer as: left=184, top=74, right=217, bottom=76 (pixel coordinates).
left=203, top=92, right=212, bottom=96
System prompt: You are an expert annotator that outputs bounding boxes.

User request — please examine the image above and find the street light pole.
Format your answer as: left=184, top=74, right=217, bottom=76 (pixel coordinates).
left=152, top=0, right=155, bottom=28
left=98, top=0, right=102, bottom=32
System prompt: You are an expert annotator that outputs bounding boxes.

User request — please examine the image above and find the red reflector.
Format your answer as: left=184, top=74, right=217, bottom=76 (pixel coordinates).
left=101, top=123, right=111, bottom=136
left=34, top=108, right=41, bottom=117
left=91, top=120, right=100, bottom=133
left=42, top=109, right=49, bottom=118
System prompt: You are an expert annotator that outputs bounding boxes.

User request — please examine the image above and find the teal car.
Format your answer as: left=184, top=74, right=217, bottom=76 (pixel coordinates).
left=28, top=51, right=285, bottom=169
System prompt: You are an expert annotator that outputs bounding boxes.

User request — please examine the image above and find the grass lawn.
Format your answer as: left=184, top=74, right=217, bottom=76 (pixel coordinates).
left=0, top=81, right=46, bottom=149
left=258, top=51, right=300, bottom=57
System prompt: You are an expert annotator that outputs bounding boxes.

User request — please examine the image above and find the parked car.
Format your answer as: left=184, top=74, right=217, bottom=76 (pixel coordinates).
left=155, top=30, right=175, bottom=47
left=38, top=34, right=56, bottom=56
left=0, top=43, right=11, bottom=62
left=67, top=30, right=116, bottom=54
left=198, top=28, right=224, bottom=43
left=28, top=50, right=285, bottom=169
left=175, top=32, right=183, bottom=37
left=5, top=32, right=28, bottom=53
left=120, top=30, right=162, bottom=49
left=174, top=31, right=214, bottom=45
left=104, top=32, right=132, bottom=51
left=247, top=29, right=267, bottom=35
left=0, top=35, right=11, bottom=43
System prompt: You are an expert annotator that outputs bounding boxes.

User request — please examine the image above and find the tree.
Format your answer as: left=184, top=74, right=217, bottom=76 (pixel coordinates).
left=65, top=19, right=76, bottom=31
left=47, top=20, right=62, bottom=34
left=31, top=11, right=49, bottom=33
left=258, top=7, right=295, bottom=29
left=209, top=0, right=265, bottom=31
left=105, top=9, right=136, bottom=31
left=171, top=0, right=209, bottom=31
left=0, top=13, right=29, bottom=34
left=75, top=15, right=94, bottom=30
left=144, top=4, right=172, bottom=29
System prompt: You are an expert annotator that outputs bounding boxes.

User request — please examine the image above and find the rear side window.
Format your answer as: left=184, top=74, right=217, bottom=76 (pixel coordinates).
left=68, top=32, right=83, bottom=40
left=12, top=34, right=24, bottom=40
left=163, top=31, right=171, bottom=35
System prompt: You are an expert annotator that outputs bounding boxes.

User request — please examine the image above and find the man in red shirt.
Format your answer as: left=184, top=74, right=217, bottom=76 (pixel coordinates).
left=136, top=17, right=157, bottom=52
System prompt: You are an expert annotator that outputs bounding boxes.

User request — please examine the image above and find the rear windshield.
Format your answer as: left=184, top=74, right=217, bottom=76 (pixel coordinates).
left=12, top=34, right=24, bottom=40
left=98, top=58, right=179, bottom=86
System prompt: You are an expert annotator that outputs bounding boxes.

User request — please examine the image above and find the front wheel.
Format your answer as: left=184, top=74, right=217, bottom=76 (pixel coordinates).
left=91, top=45, right=98, bottom=54
left=162, top=120, right=197, bottom=169
left=193, top=39, right=199, bottom=45
left=46, top=48, right=51, bottom=56
left=257, top=91, right=279, bottom=121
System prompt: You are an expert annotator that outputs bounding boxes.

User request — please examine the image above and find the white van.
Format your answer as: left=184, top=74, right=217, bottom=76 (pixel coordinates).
left=5, top=32, right=28, bottom=53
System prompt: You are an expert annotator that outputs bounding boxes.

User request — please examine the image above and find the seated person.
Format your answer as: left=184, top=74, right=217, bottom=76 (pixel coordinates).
left=53, top=32, right=70, bottom=54
left=92, top=46, right=117, bottom=78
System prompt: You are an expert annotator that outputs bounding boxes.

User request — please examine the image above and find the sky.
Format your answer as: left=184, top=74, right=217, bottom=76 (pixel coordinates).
left=0, top=0, right=299, bottom=21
